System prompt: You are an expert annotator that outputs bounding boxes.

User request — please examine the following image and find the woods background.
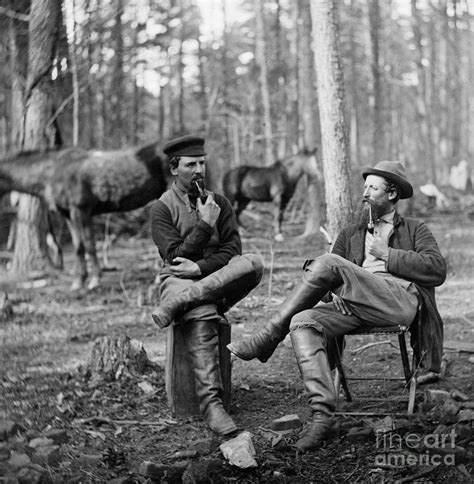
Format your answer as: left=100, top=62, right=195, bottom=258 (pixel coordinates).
left=0, top=0, right=473, bottom=269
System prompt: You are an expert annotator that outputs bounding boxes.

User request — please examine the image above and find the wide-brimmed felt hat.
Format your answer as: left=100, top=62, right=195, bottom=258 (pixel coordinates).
left=362, top=160, right=413, bottom=199
left=163, top=135, right=206, bottom=157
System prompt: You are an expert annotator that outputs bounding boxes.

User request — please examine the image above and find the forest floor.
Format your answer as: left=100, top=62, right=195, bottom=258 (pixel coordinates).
left=1, top=202, right=473, bottom=483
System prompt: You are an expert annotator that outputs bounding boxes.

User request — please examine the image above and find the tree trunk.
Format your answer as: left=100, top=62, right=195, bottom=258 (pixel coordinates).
left=7, top=0, right=29, bottom=152
left=411, top=0, right=435, bottom=182
left=64, top=0, right=79, bottom=146
left=111, top=0, right=125, bottom=147
left=368, top=0, right=384, bottom=162
left=310, top=0, right=353, bottom=242
left=88, top=336, right=157, bottom=384
left=299, top=0, right=326, bottom=237
left=255, top=0, right=273, bottom=165
left=12, top=0, right=61, bottom=274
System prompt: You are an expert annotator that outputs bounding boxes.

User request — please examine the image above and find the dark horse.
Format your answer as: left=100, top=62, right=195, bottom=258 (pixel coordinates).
left=222, top=149, right=319, bottom=241
left=0, top=142, right=170, bottom=290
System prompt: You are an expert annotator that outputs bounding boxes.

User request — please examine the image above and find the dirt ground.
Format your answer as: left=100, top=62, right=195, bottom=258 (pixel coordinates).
left=1, top=203, right=473, bottom=483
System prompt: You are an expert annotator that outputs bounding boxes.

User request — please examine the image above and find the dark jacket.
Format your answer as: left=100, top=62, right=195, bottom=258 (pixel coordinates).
left=150, top=182, right=241, bottom=278
left=331, top=212, right=446, bottom=372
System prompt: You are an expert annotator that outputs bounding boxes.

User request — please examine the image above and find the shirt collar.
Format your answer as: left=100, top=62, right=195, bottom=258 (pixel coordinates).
left=171, top=180, right=193, bottom=212
left=378, top=210, right=395, bottom=224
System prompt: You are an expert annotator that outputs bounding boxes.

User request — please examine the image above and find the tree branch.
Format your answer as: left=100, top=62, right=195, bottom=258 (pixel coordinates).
left=0, top=6, right=30, bottom=22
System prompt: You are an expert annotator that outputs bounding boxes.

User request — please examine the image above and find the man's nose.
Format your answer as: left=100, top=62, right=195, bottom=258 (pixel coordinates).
left=363, top=187, right=370, bottom=198
left=195, top=163, right=203, bottom=174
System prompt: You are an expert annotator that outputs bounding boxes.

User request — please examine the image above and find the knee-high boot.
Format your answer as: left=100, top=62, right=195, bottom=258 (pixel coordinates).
left=227, top=258, right=342, bottom=363
left=291, top=327, right=336, bottom=451
left=184, top=319, right=238, bottom=436
left=152, top=254, right=263, bottom=329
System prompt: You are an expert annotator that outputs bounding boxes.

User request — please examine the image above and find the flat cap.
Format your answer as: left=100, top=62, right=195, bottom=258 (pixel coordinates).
left=163, top=135, right=206, bottom=157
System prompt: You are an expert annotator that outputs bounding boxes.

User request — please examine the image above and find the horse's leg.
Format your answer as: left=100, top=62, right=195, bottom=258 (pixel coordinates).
left=272, top=194, right=285, bottom=242
left=66, top=209, right=87, bottom=291
left=46, top=211, right=63, bottom=270
left=235, top=199, right=250, bottom=228
left=82, top=212, right=101, bottom=290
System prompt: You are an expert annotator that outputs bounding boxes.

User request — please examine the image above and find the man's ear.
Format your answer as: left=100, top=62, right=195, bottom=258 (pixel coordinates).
left=170, top=166, right=178, bottom=176
left=388, top=190, right=397, bottom=201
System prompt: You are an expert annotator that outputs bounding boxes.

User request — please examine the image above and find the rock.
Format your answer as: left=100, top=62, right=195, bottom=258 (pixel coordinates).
left=220, top=431, right=257, bottom=469
left=107, top=476, right=135, bottom=484
left=0, top=420, right=22, bottom=441
left=31, top=445, right=60, bottom=466
left=367, top=416, right=394, bottom=434
left=439, top=399, right=462, bottom=424
left=425, top=389, right=451, bottom=405
left=16, top=464, right=47, bottom=484
left=169, top=450, right=198, bottom=460
left=432, top=445, right=467, bottom=463
left=433, top=424, right=450, bottom=434
left=269, top=414, right=302, bottom=431
left=450, top=389, right=469, bottom=402
left=137, top=381, right=156, bottom=395
left=8, top=452, right=31, bottom=469
left=28, top=437, right=54, bottom=449
left=78, top=453, right=102, bottom=466
left=43, top=429, right=68, bottom=445
left=454, top=423, right=473, bottom=441
left=181, top=459, right=223, bottom=484
left=393, top=418, right=419, bottom=436
left=138, top=461, right=186, bottom=481
left=457, top=409, right=474, bottom=423
left=346, top=427, right=374, bottom=444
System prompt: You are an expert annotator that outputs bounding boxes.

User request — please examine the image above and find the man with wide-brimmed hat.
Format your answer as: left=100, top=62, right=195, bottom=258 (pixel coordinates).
left=228, top=160, right=446, bottom=451
left=150, top=134, right=263, bottom=436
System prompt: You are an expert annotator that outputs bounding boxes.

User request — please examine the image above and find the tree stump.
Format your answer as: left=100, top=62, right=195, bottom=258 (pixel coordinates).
left=165, top=323, right=231, bottom=418
left=87, top=335, right=157, bottom=383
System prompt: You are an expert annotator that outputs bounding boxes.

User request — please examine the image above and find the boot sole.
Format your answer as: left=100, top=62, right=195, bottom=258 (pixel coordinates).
left=226, top=344, right=270, bottom=363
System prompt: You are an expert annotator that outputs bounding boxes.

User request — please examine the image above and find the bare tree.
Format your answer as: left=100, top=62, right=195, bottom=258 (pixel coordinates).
left=11, top=0, right=61, bottom=274
left=310, top=0, right=353, bottom=241
left=255, top=0, right=273, bottom=165
left=369, top=0, right=384, bottom=161
left=299, top=0, right=326, bottom=237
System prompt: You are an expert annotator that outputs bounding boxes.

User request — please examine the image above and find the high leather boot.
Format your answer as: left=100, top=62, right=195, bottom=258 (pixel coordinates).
left=184, top=319, right=238, bottom=436
left=227, top=256, right=343, bottom=362
left=152, top=254, right=263, bottom=329
left=290, top=327, right=336, bottom=451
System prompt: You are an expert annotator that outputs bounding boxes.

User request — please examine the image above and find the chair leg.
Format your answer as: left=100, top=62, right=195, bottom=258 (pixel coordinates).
left=398, top=333, right=411, bottom=384
left=407, top=351, right=418, bottom=415
left=333, top=346, right=352, bottom=403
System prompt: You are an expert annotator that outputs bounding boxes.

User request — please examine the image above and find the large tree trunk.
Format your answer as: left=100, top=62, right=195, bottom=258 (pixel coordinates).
left=12, top=0, right=61, bottom=274
left=299, top=0, right=326, bottom=237
left=368, top=0, right=384, bottom=162
left=310, top=0, right=353, bottom=242
left=255, top=0, right=273, bottom=165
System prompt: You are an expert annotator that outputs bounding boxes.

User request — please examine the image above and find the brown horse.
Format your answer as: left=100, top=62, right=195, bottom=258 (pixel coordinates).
left=222, top=149, right=319, bottom=241
left=0, top=142, right=170, bottom=290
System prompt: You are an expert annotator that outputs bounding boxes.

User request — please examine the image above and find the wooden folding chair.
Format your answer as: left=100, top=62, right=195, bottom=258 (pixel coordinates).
left=333, top=307, right=421, bottom=416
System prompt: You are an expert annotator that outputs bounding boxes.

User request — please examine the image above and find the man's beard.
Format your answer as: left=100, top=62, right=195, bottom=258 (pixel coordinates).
left=188, top=177, right=206, bottom=200
left=358, top=199, right=386, bottom=226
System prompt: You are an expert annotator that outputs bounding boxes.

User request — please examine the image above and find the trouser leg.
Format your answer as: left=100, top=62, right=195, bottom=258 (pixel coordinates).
left=182, top=307, right=237, bottom=436
left=227, top=254, right=344, bottom=362
left=290, top=324, right=335, bottom=451
left=152, top=254, right=264, bottom=329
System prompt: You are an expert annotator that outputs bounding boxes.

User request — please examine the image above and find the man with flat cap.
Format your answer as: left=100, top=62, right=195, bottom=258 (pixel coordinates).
left=227, top=161, right=446, bottom=451
left=150, top=134, right=263, bottom=436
